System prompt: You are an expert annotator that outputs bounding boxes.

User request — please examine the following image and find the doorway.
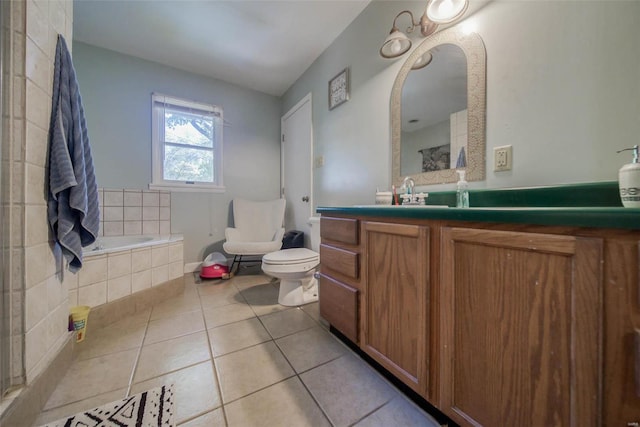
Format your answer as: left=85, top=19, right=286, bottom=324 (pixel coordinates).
left=281, top=94, right=313, bottom=248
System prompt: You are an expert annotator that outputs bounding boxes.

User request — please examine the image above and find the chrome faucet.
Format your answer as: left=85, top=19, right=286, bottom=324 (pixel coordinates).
left=401, top=176, right=428, bottom=205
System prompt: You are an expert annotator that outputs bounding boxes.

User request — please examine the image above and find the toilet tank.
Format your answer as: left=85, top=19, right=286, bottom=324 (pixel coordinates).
left=308, top=216, right=321, bottom=252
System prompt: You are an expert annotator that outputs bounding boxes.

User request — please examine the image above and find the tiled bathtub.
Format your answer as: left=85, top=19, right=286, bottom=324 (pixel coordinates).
left=67, top=235, right=184, bottom=308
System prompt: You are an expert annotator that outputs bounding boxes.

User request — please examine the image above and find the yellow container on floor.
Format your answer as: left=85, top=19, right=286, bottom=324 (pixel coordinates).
left=70, top=305, right=91, bottom=342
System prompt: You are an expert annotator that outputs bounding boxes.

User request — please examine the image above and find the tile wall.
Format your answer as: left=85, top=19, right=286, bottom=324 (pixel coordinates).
left=450, top=109, right=468, bottom=168
left=67, top=239, right=184, bottom=308
left=20, top=0, right=74, bottom=384
left=98, top=188, right=171, bottom=236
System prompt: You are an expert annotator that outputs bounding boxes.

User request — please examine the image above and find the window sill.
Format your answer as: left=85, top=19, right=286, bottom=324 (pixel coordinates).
left=149, top=183, right=226, bottom=193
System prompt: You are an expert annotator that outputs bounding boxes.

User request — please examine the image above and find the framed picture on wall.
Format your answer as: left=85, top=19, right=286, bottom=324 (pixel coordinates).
left=328, top=67, right=350, bottom=110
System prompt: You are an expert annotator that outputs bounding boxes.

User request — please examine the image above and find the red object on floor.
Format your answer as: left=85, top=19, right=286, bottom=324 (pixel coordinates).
left=200, top=263, right=229, bottom=279
left=199, top=252, right=230, bottom=279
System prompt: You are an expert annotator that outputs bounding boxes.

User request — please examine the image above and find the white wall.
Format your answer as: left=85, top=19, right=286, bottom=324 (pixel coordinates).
left=283, top=0, right=640, bottom=206
left=72, top=42, right=282, bottom=263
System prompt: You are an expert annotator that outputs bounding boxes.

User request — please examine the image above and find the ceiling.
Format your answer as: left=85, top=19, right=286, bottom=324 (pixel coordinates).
left=73, top=0, right=371, bottom=97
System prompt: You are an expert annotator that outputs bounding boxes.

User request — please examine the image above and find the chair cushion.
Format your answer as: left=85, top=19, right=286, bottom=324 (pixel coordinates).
left=223, top=240, right=283, bottom=256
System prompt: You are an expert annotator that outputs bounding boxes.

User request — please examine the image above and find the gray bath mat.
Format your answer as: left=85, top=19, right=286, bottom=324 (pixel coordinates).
left=39, top=384, right=174, bottom=427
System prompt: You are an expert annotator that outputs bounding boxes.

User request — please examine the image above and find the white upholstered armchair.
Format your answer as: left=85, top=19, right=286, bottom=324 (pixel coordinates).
left=222, top=198, right=286, bottom=274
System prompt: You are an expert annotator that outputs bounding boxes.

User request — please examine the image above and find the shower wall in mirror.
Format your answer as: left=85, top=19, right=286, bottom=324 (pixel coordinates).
left=391, top=27, right=486, bottom=186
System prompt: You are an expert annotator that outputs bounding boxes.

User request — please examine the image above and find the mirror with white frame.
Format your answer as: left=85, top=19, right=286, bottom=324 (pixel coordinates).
left=391, top=27, right=486, bottom=187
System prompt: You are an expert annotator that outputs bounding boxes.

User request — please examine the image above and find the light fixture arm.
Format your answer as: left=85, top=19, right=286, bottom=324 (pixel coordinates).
left=390, top=10, right=437, bottom=38
left=391, top=10, right=418, bottom=35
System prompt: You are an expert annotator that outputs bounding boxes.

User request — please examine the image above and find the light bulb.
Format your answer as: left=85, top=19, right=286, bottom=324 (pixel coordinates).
left=390, top=39, right=402, bottom=54
left=438, top=0, right=454, bottom=18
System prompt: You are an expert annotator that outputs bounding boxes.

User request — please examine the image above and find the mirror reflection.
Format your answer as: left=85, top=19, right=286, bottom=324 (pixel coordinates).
left=400, top=44, right=467, bottom=176
left=391, top=27, right=486, bottom=187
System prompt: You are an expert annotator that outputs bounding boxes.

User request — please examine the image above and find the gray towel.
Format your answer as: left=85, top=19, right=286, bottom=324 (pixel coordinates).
left=47, top=35, right=99, bottom=272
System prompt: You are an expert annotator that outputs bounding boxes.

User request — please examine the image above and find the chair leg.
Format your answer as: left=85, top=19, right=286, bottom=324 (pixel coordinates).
left=229, top=255, right=242, bottom=275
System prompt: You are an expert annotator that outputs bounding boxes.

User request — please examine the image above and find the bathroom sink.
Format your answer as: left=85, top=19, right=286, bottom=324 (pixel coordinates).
left=353, top=204, right=449, bottom=208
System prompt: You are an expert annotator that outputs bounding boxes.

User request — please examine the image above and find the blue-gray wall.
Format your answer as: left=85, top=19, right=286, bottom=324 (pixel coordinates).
left=283, top=0, right=640, bottom=208
left=73, top=42, right=282, bottom=263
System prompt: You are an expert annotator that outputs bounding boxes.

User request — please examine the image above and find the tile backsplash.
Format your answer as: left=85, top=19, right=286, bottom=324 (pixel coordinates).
left=98, top=188, right=171, bottom=236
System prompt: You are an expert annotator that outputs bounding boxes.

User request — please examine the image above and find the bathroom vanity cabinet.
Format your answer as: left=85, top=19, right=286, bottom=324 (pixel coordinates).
left=317, top=209, right=640, bottom=426
left=318, top=217, right=361, bottom=343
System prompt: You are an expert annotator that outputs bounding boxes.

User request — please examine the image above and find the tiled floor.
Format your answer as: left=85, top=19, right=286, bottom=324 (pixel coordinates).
left=35, top=272, right=440, bottom=427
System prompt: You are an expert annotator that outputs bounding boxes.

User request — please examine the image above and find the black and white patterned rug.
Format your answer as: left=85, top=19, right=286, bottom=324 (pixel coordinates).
left=40, top=384, right=174, bottom=427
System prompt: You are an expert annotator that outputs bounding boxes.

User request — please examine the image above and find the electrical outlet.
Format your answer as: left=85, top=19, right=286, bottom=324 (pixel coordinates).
left=494, top=145, right=512, bottom=172
left=315, top=156, right=324, bottom=168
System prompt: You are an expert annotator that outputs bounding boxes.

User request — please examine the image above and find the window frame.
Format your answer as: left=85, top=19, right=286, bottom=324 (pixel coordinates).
left=150, top=93, right=225, bottom=192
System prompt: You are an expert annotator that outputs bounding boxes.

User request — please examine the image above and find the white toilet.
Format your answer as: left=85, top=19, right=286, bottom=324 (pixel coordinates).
left=261, top=216, right=321, bottom=306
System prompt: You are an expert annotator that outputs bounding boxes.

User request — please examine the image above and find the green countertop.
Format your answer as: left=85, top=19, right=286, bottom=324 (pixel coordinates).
left=316, top=205, right=640, bottom=230
left=316, top=182, right=639, bottom=230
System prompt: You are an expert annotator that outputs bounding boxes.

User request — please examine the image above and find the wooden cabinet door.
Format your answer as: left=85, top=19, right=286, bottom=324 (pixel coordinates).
left=602, top=237, right=640, bottom=425
left=439, top=227, right=602, bottom=426
left=361, top=221, right=429, bottom=396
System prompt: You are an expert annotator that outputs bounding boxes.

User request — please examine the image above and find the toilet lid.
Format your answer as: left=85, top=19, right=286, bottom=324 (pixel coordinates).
left=263, top=248, right=319, bottom=265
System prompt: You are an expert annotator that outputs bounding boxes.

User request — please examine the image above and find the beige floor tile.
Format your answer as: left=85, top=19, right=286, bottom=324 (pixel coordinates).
left=44, top=349, right=138, bottom=410
left=134, top=331, right=211, bottom=382
left=202, top=302, right=255, bottom=329
left=241, top=283, right=289, bottom=316
left=144, top=310, right=205, bottom=345
left=229, top=273, right=274, bottom=290
left=199, top=286, right=246, bottom=309
left=150, top=292, right=202, bottom=320
left=76, top=321, right=146, bottom=360
left=225, top=377, right=330, bottom=427
left=260, top=307, right=317, bottom=339
left=276, top=326, right=347, bottom=373
left=300, top=301, right=321, bottom=322
left=197, top=280, right=237, bottom=296
left=240, top=283, right=279, bottom=305
left=353, top=396, right=441, bottom=426
left=130, top=361, right=221, bottom=424
left=208, top=318, right=271, bottom=357
left=216, top=341, right=295, bottom=403
left=35, top=388, right=127, bottom=426
left=178, top=408, right=226, bottom=427
left=100, top=308, right=152, bottom=329
left=300, top=353, right=397, bottom=427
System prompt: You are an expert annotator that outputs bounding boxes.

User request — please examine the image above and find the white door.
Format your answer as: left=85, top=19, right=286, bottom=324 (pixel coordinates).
left=281, top=93, right=313, bottom=247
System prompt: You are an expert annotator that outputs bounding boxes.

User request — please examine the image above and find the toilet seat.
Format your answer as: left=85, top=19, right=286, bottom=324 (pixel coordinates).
left=262, top=248, right=319, bottom=266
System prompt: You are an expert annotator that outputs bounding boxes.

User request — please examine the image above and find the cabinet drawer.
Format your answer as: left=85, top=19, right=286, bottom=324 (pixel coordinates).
left=320, top=244, right=359, bottom=279
left=321, top=217, right=359, bottom=245
left=319, top=274, right=359, bottom=343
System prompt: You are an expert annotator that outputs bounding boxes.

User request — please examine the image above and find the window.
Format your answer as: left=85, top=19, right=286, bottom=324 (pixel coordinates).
left=151, top=93, right=224, bottom=191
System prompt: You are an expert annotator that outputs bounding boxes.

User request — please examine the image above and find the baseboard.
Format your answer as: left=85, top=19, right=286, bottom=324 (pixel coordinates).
left=183, top=262, right=201, bottom=273
left=0, top=334, right=75, bottom=427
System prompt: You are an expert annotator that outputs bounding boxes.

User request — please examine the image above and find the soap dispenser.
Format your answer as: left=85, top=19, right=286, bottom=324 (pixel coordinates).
left=617, top=145, right=640, bottom=208
left=456, top=170, right=469, bottom=208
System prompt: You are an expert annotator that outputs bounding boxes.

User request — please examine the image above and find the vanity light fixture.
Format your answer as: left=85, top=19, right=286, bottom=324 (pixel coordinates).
left=411, top=51, right=433, bottom=70
left=380, top=0, right=469, bottom=60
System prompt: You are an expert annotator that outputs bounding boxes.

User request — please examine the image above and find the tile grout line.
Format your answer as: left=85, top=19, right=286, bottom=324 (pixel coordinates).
left=124, top=306, right=153, bottom=397
left=197, top=277, right=231, bottom=427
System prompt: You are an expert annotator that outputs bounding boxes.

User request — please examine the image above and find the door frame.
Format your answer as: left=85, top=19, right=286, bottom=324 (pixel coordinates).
left=281, top=92, right=313, bottom=221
